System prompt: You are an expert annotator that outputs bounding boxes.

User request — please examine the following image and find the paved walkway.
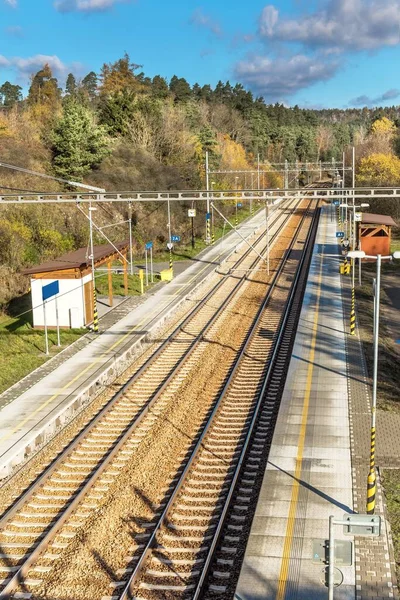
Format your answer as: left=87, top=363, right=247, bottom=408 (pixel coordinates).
left=235, top=205, right=399, bottom=599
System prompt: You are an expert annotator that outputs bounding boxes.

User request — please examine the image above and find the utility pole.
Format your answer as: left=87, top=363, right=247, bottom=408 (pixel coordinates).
left=89, top=205, right=99, bottom=333
left=205, top=151, right=210, bottom=244
left=128, top=202, right=133, bottom=275
left=257, top=154, right=260, bottom=190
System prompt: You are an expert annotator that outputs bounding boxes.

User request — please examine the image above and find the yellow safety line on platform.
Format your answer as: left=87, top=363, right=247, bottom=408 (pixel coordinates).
left=0, top=258, right=214, bottom=446
left=276, top=220, right=326, bottom=600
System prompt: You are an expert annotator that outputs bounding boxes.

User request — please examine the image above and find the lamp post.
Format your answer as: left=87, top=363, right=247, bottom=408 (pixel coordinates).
left=347, top=249, right=400, bottom=513
left=88, top=205, right=99, bottom=333
left=211, top=181, right=216, bottom=244
left=205, top=150, right=210, bottom=244
left=235, top=176, right=239, bottom=227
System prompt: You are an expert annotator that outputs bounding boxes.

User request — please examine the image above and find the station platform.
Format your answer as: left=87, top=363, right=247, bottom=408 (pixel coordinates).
left=235, top=205, right=390, bottom=600
left=0, top=209, right=268, bottom=478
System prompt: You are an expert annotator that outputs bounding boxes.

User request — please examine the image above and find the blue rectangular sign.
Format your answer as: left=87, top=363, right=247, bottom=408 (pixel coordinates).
left=336, top=231, right=345, bottom=238
left=145, top=241, right=153, bottom=249
left=237, top=202, right=242, bottom=207
left=42, top=280, right=59, bottom=301
left=206, top=212, right=211, bottom=220
left=333, top=200, right=340, bottom=206
left=171, top=235, right=181, bottom=242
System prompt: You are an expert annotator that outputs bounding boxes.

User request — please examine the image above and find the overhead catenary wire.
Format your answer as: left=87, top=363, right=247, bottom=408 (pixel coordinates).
left=0, top=160, right=106, bottom=193
left=0, top=184, right=47, bottom=194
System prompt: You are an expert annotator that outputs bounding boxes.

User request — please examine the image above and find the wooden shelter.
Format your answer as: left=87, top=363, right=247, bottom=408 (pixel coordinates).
left=358, top=213, right=397, bottom=257
left=22, top=241, right=129, bottom=329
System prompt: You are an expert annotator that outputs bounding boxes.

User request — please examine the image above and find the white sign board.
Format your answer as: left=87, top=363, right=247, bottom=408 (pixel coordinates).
left=188, top=209, right=196, bottom=217
left=167, top=242, right=173, bottom=250
left=354, top=212, right=362, bottom=222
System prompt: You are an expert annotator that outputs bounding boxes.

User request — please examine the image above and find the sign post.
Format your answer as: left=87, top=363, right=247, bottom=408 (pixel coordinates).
left=145, top=246, right=149, bottom=286
left=188, top=208, right=196, bottom=249
left=43, top=301, right=49, bottom=355
left=145, top=242, right=153, bottom=283
left=55, top=296, right=61, bottom=346
left=42, top=281, right=60, bottom=355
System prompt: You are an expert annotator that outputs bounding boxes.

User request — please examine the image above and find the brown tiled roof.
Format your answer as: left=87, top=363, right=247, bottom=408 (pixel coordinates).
left=361, top=213, right=397, bottom=227
left=22, top=240, right=129, bottom=276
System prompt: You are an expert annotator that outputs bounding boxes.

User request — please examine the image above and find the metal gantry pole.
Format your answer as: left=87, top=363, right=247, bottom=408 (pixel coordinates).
left=167, top=199, right=173, bottom=271
left=266, top=200, right=270, bottom=276
left=128, top=202, right=133, bottom=275
left=89, top=205, right=99, bottom=333
left=205, top=151, right=210, bottom=243
left=257, top=154, right=260, bottom=190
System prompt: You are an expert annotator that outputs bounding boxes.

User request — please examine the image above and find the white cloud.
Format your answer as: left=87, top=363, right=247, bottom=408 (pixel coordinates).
left=190, top=8, right=223, bottom=38
left=234, top=53, right=339, bottom=99
left=4, top=0, right=17, bottom=7
left=349, top=88, right=400, bottom=106
left=259, top=5, right=278, bottom=37
left=0, top=54, right=73, bottom=82
left=259, top=0, right=400, bottom=52
left=54, top=0, right=129, bottom=13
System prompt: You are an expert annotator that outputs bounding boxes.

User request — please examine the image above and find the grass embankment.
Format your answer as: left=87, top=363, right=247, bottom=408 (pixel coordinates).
left=0, top=294, right=85, bottom=395
left=0, top=204, right=257, bottom=394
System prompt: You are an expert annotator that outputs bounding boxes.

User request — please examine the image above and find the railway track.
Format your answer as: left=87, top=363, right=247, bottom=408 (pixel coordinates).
left=114, top=200, right=320, bottom=599
left=0, top=197, right=303, bottom=599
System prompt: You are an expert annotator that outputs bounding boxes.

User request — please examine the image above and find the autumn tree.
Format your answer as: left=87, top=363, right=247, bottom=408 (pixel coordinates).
left=357, top=153, right=400, bottom=186
left=27, top=64, right=61, bottom=107
left=99, top=53, right=143, bottom=96
left=51, top=100, right=110, bottom=180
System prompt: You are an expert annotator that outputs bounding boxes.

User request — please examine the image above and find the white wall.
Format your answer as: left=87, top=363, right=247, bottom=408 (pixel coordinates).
left=31, top=274, right=92, bottom=329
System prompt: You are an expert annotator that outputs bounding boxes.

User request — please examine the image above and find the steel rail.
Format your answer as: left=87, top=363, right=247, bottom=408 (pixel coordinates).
left=193, top=202, right=320, bottom=599
left=0, top=199, right=294, bottom=524
left=119, top=197, right=316, bottom=600
left=0, top=199, right=301, bottom=598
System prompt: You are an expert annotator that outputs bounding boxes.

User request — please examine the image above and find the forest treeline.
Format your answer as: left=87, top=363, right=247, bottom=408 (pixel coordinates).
left=0, top=53, right=400, bottom=307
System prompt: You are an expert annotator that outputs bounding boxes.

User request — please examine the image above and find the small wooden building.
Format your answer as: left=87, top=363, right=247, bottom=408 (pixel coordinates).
left=23, top=241, right=129, bottom=329
left=358, top=213, right=397, bottom=257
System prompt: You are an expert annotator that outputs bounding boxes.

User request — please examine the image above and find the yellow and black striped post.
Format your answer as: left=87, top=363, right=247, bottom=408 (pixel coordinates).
left=350, top=286, right=356, bottom=335
left=366, top=425, right=377, bottom=513
left=169, top=248, right=173, bottom=271
left=338, top=206, right=342, bottom=229
left=93, top=288, right=99, bottom=333
left=206, top=216, right=211, bottom=244
left=343, top=255, right=348, bottom=274
left=211, top=207, right=215, bottom=244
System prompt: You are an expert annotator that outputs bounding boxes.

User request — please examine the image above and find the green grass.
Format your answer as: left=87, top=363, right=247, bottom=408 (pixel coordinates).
left=0, top=294, right=85, bottom=394
left=153, top=205, right=255, bottom=264
left=381, top=469, right=400, bottom=580
left=95, top=272, right=161, bottom=296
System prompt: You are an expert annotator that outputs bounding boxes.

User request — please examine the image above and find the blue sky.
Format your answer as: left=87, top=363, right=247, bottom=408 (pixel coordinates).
left=1, top=0, right=399, bottom=109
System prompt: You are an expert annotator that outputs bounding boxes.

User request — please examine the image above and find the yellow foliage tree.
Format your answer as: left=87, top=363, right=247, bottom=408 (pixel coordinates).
left=370, top=117, right=396, bottom=137
left=357, top=153, right=400, bottom=186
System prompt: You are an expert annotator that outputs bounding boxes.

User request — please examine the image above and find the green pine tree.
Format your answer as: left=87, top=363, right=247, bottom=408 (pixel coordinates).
left=51, top=100, right=110, bottom=180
